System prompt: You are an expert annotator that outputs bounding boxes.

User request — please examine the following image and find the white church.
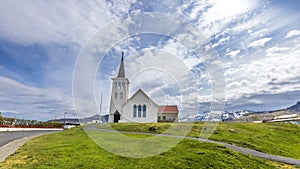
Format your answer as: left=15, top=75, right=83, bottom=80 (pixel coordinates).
left=108, top=52, right=179, bottom=123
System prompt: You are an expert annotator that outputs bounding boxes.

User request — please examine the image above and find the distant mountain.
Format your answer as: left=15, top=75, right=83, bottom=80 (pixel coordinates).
left=179, top=110, right=255, bottom=122
left=287, top=101, right=300, bottom=112
left=180, top=101, right=300, bottom=122
left=49, top=114, right=109, bottom=124
left=229, top=102, right=300, bottom=122
left=50, top=118, right=80, bottom=124
left=81, top=114, right=109, bottom=123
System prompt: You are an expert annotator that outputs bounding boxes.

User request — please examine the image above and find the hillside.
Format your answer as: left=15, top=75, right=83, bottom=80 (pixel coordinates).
left=287, top=101, right=300, bottom=111
left=1, top=125, right=298, bottom=169
left=232, top=109, right=298, bottom=122
left=99, top=122, right=300, bottom=160
left=231, top=101, right=300, bottom=122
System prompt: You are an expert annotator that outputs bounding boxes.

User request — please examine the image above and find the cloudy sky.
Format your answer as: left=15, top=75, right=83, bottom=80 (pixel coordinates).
left=0, top=0, right=300, bottom=120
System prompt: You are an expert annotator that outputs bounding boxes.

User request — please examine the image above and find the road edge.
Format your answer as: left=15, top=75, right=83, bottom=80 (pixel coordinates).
left=0, top=132, right=57, bottom=163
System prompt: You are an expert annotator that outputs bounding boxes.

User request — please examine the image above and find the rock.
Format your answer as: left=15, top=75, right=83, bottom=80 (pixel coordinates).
left=229, top=129, right=238, bottom=133
left=149, top=126, right=156, bottom=131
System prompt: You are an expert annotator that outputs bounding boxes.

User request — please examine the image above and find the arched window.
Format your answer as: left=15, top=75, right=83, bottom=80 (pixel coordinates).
left=133, top=105, right=137, bottom=117
left=143, top=105, right=146, bottom=117
left=122, top=82, right=125, bottom=89
left=138, top=105, right=141, bottom=117
left=114, top=92, right=118, bottom=99
left=120, top=92, right=123, bottom=99
left=114, top=82, right=117, bottom=89
left=118, top=81, right=121, bottom=89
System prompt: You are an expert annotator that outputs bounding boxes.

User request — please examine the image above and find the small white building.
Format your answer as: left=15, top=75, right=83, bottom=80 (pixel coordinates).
left=108, top=52, right=178, bottom=123
left=157, top=105, right=179, bottom=122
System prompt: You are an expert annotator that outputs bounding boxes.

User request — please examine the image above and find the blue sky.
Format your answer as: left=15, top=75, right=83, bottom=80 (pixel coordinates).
left=0, top=0, right=300, bottom=120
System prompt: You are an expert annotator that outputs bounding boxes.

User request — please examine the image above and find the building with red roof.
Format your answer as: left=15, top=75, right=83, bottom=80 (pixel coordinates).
left=158, top=106, right=179, bottom=122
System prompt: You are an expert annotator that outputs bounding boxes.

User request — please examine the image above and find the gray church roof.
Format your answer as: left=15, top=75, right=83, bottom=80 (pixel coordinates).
left=117, top=52, right=125, bottom=78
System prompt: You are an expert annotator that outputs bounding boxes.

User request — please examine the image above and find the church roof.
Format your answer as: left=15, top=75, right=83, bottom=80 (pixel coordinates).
left=117, top=52, right=125, bottom=78
left=121, top=89, right=158, bottom=108
left=158, top=105, right=179, bottom=114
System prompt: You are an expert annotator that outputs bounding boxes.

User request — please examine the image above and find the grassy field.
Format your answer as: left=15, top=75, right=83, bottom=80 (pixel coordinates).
left=0, top=126, right=296, bottom=169
left=98, top=122, right=300, bottom=159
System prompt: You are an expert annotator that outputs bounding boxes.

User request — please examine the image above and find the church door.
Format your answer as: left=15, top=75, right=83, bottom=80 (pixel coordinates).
left=114, top=111, right=120, bottom=123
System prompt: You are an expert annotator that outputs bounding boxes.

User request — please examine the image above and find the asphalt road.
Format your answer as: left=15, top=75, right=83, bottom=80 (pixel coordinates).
left=0, top=131, right=58, bottom=147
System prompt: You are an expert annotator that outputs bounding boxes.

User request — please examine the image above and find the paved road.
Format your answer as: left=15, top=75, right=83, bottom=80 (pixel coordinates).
left=0, top=131, right=58, bottom=147
left=0, top=130, right=60, bottom=163
left=85, top=124, right=300, bottom=166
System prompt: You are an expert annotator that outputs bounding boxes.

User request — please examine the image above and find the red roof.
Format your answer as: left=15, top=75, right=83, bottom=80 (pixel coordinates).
left=158, top=106, right=178, bottom=114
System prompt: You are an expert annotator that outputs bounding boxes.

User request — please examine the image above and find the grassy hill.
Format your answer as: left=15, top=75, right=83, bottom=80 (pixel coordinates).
left=0, top=123, right=299, bottom=168
left=99, top=122, right=300, bottom=159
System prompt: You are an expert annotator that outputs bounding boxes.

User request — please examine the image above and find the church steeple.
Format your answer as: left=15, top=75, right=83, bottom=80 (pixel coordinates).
left=117, top=52, right=125, bottom=78
left=109, top=51, right=129, bottom=123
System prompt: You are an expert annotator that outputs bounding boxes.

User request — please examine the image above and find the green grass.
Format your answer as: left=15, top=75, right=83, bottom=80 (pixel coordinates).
left=0, top=127, right=290, bottom=169
left=98, top=122, right=300, bottom=159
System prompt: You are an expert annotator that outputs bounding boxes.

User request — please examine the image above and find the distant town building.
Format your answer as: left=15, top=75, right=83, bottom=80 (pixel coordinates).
left=108, top=52, right=178, bottom=123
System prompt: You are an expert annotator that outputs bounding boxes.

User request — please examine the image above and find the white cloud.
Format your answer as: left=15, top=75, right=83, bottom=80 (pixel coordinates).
left=248, top=37, right=272, bottom=48
left=225, top=43, right=300, bottom=103
left=195, top=0, right=261, bottom=36
left=250, top=28, right=268, bottom=37
left=212, top=36, right=230, bottom=48
left=182, top=58, right=202, bottom=70
left=0, top=75, right=74, bottom=120
left=201, top=0, right=259, bottom=25
left=1, top=0, right=299, bottom=114
left=232, top=15, right=266, bottom=33
left=266, top=47, right=290, bottom=57
left=0, top=0, right=136, bottom=45
left=225, top=48, right=240, bottom=58
left=285, top=30, right=300, bottom=39
left=188, top=1, right=209, bottom=20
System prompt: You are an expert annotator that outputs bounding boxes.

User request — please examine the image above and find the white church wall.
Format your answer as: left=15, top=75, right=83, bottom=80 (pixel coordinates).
left=122, top=90, right=158, bottom=123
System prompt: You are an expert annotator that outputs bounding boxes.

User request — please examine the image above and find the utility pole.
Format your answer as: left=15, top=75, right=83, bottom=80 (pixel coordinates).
left=99, top=93, right=103, bottom=123
left=64, top=112, right=67, bottom=126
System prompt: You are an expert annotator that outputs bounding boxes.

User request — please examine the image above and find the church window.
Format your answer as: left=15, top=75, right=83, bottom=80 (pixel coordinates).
left=114, top=92, right=118, bottom=99
left=138, top=105, right=141, bottom=117
left=114, top=82, right=117, bottom=89
left=122, top=82, right=125, bottom=89
left=118, top=81, right=121, bottom=89
left=133, top=105, right=137, bottom=117
left=120, top=92, right=123, bottom=99
left=143, top=105, right=146, bottom=117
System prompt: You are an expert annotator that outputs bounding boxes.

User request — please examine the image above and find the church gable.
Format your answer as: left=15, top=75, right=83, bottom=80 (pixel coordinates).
left=121, top=89, right=158, bottom=123
left=122, top=89, right=158, bottom=108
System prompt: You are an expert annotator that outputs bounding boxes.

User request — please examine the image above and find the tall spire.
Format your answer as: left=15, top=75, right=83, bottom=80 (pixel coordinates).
left=117, top=52, right=125, bottom=78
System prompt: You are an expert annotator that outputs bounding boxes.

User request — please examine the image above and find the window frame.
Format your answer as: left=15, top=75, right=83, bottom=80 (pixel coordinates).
left=142, top=105, right=146, bottom=117
left=138, top=105, right=142, bottom=117
left=133, top=105, right=137, bottom=117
